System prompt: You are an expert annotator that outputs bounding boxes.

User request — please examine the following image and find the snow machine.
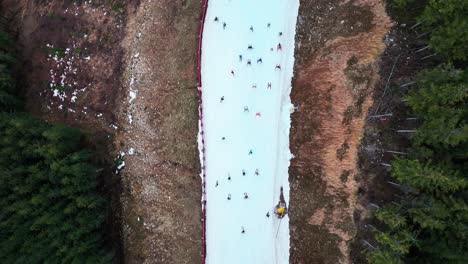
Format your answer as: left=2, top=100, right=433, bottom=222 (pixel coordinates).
left=274, top=187, right=288, bottom=219
left=274, top=202, right=288, bottom=219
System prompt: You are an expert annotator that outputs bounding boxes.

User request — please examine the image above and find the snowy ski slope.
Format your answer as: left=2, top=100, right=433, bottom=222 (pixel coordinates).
left=200, top=0, right=299, bottom=263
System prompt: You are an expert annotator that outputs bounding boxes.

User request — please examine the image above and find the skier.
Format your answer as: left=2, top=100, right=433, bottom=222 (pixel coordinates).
left=215, top=180, right=218, bottom=187
left=221, top=136, right=226, bottom=140
left=244, top=192, right=249, bottom=199
left=252, top=84, right=257, bottom=89
left=267, top=23, right=271, bottom=28
left=239, top=54, right=242, bottom=62
left=220, top=96, right=224, bottom=103
left=266, top=212, right=270, bottom=218
left=255, top=169, right=259, bottom=176
left=277, top=43, right=282, bottom=51
left=250, top=25, right=254, bottom=32
left=230, top=69, right=235, bottom=76
left=228, top=174, right=231, bottom=181
left=242, top=169, right=246, bottom=176
left=248, top=149, right=253, bottom=155
left=267, top=82, right=272, bottom=89
left=223, top=22, right=227, bottom=29
left=241, top=226, right=245, bottom=234
left=247, top=60, right=251, bottom=66
left=244, top=106, right=249, bottom=112
left=247, top=45, right=253, bottom=50
left=227, top=193, right=231, bottom=200
left=257, top=58, right=262, bottom=64
left=279, top=32, right=283, bottom=36
left=214, top=17, right=218, bottom=22
left=256, top=112, right=262, bottom=117
left=275, top=64, right=281, bottom=70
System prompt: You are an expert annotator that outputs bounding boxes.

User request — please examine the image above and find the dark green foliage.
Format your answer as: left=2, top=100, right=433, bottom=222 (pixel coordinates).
left=0, top=114, right=113, bottom=263
left=0, top=30, right=113, bottom=263
left=390, top=0, right=467, bottom=62
left=419, top=0, right=468, bottom=62
left=366, top=248, right=403, bottom=264
left=406, top=65, right=468, bottom=163
left=367, top=66, right=467, bottom=262
left=0, top=31, right=20, bottom=111
left=391, top=159, right=467, bottom=195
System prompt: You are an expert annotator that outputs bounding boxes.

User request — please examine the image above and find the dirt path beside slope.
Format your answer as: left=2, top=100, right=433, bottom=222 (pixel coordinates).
left=289, top=0, right=391, bottom=263
left=115, top=0, right=203, bottom=263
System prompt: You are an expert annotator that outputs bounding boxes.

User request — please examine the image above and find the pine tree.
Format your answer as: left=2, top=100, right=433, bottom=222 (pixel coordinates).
left=390, top=159, right=467, bottom=195
left=0, top=113, right=113, bottom=263
left=419, top=0, right=468, bottom=62
left=406, top=65, right=468, bottom=150
left=366, top=248, right=403, bottom=264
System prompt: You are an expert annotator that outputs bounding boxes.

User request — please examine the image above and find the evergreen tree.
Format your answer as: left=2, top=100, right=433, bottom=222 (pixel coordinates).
left=0, top=113, right=113, bottom=263
left=391, top=159, right=467, bottom=195
left=406, top=65, right=468, bottom=151
left=0, top=31, right=20, bottom=111
left=418, top=0, right=468, bottom=62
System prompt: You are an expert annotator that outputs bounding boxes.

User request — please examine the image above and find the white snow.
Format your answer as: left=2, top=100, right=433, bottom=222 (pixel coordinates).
left=200, top=0, right=299, bottom=263
left=128, top=114, right=133, bottom=124
left=129, top=90, right=137, bottom=103
left=117, top=161, right=125, bottom=170
left=128, top=148, right=135, bottom=155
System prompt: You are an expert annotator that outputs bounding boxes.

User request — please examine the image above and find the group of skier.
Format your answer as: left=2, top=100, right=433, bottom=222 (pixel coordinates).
left=212, top=18, right=287, bottom=234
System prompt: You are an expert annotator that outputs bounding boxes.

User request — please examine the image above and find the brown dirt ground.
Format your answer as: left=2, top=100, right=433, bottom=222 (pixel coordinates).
left=290, top=0, right=391, bottom=263
left=115, top=0, right=203, bottom=263
left=1, top=0, right=135, bottom=130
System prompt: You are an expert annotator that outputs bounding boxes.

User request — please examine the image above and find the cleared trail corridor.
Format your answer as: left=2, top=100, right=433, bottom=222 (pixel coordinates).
left=199, top=0, right=299, bottom=263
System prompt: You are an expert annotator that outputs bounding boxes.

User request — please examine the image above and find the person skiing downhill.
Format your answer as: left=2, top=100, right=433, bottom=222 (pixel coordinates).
left=247, top=45, right=253, bottom=50
left=242, top=169, right=246, bottom=176
left=279, top=32, right=283, bottom=36
left=252, top=84, right=257, bottom=89
left=257, top=58, right=262, bottom=64
left=230, top=70, right=235, bottom=76
left=275, top=64, right=281, bottom=70
left=267, top=82, right=272, bottom=89
left=247, top=60, right=251, bottom=66
left=239, top=55, right=243, bottom=62
left=228, top=174, right=231, bottom=181
left=215, top=180, right=218, bottom=187
left=244, top=106, right=249, bottom=112
left=266, top=212, right=270, bottom=218
left=214, top=17, right=218, bottom=22
left=256, top=112, right=262, bottom=117
left=223, top=22, right=227, bottom=29
left=220, top=96, right=224, bottom=102
left=267, top=23, right=271, bottom=28
left=250, top=26, right=254, bottom=32
left=222, top=136, right=226, bottom=140
left=255, top=169, right=259, bottom=176
left=248, top=149, right=253, bottom=155
left=227, top=193, right=231, bottom=200
left=277, top=43, right=282, bottom=51
left=241, top=227, right=245, bottom=234
left=244, top=192, right=249, bottom=199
